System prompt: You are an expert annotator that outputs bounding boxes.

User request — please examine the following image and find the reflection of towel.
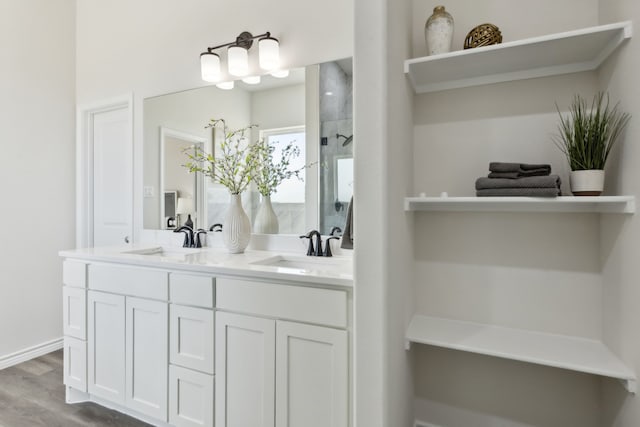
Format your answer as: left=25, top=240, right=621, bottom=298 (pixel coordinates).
left=341, top=196, right=354, bottom=249
left=477, top=188, right=561, bottom=197
left=488, top=162, right=551, bottom=178
left=476, top=175, right=561, bottom=190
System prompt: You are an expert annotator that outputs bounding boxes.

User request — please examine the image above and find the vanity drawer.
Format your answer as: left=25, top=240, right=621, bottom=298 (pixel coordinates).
left=170, top=305, right=214, bottom=374
left=169, top=365, right=214, bottom=427
left=63, top=260, right=87, bottom=288
left=216, top=278, right=347, bottom=328
left=63, top=286, right=86, bottom=340
left=170, top=273, right=215, bottom=308
left=88, top=264, right=168, bottom=300
left=63, top=336, right=87, bottom=392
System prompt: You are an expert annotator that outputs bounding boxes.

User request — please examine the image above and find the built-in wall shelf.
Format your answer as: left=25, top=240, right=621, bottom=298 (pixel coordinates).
left=404, top=196, right=635, bottom=214
left=406, top=315, right=636, bottom=393
left=405, top=21, right=632, bottom=93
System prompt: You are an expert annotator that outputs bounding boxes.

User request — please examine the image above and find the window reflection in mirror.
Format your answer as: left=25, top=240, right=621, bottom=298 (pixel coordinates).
left=259, top=127, right=307, bottom=234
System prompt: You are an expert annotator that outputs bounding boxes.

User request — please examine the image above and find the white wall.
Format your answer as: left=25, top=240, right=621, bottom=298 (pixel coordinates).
left=251, top=83, right=305, bottom=131
left=598, top=1, right=640, bottom=426
left=0, top=0, right=75, bottom=358
left=410, top=1, right=604, bottom=425
left=353, top=0, right=388, bottom=424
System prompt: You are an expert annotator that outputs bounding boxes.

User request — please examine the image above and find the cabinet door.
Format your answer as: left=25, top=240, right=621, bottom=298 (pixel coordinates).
left=169, top=365, right=214, bottom=427
left=275, top=321, right=348, bottom=427
left=170, top=305, right=214, bottom=374
left=63, top=286, right=86, bottom=340
left=216, top=312, right=275, bottom=427
left=126, top=297, right=168, bottom=421
left=88, top=291, right=126, bottom=404
left=63, top=336, right=87, bottom=392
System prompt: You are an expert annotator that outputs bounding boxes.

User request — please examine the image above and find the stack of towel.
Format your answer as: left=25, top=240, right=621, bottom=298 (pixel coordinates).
left=475, top=162, right=561, bottom=197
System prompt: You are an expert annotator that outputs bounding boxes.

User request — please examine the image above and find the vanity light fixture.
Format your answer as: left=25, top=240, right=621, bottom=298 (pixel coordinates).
left=200, top=31, right=280, bottom=81
left=200, top=52, right=221, bottom=82
left=270, top=69, right=290, bottom=78
left=216, top=81, right=235, bottom=90
left=242, top=76, right=261, bottom=85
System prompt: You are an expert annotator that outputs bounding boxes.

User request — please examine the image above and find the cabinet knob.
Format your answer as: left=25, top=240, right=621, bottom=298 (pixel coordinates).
left=124, top=236, right=130, bottom=244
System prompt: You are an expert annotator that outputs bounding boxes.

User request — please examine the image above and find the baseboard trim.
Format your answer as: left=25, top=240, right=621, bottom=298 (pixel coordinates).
left=415, top=420, right=443, bottom=427
left=0, top=337, right=64, bottom=370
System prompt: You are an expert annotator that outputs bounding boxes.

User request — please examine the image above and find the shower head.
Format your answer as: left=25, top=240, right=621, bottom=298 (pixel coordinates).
left=336, top=133, right=353, bottom=147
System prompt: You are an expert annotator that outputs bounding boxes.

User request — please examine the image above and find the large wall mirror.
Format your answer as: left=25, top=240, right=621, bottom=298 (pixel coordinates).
left=143, top=57, right=353, bottom=236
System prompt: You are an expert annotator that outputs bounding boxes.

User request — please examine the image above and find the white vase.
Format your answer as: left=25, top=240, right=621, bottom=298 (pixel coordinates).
left=254, top=195, right=279, bottom=234
left=570, top=170, right=605, bottom=196
left=222, top=194, right=251, bottom=253
left=425, top=5, right=454, bottom=56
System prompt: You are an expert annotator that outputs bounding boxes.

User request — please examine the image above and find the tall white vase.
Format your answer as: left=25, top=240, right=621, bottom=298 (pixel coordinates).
left=222, top=194, right=251, bottom=253
left=254, top=195, right=279, bottom=234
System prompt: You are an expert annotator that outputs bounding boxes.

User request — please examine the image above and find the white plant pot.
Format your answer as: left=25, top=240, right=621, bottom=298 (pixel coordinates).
left=570, top=170, right=605, bottom=196
left=254, top=195, right=279, bottom=234
left=222, top=194, right=251, bottom=253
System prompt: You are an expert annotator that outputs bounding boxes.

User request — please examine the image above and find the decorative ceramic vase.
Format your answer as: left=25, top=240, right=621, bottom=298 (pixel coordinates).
left=254, top=195, right=279, bottom=234
left=425, top=5, right=454, bottom=56
left=222, top=194, right=251, bottom=253
left=570, top=170, right=605, bottom=196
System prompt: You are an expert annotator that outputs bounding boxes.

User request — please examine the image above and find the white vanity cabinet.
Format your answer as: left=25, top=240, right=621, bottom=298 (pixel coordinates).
left=60, top=254, right=352, bottom=427
left=86, top=264, right=170, bottom=421
left=62, top=260, right=88, bottom=393
left=215, top=277, right=349, bottom=427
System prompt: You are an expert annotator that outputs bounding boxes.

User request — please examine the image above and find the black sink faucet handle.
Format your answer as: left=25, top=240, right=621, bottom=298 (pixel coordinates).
left=299, top=231, right=318, bottom=256
left=324, top=236, right=341, bottom=257
left=174, top=226, right=194, bottom=248
left=194, top=229, right=208, bottom=248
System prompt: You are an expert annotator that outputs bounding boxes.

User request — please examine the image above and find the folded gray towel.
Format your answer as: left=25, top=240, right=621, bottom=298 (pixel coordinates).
left=476, top=188, right=561, bottom=197
left=488, top=162, right=551, bottom=178
left=476, top=175, right=561, bottom=190
left=489, top=162, right=551, bottom=173
left=488, top=169, right=550, bottom=179
left=341, top=196, right=354, bottom=250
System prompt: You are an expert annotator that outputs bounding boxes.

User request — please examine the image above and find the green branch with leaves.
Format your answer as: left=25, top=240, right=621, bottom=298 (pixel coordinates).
left=183, top=119, right=259, bottom=195
left=250, top=137, right=316, bottom=197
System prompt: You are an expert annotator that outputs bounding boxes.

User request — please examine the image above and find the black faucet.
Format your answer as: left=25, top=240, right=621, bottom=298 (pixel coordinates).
left=300, top=230, right=325, bottom=257
left=209, top=223, right=223, bottom=232
left=194, top=229, right=208, bottom=248
left=174, top=226, right=194, bottom=248
left=324, top=236, right=340, bottom=257
left=330, top=226, right=342, bottom=237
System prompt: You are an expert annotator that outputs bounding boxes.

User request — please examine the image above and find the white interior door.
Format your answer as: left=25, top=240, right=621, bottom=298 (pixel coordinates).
left=92, top=106, right=133, bottom=246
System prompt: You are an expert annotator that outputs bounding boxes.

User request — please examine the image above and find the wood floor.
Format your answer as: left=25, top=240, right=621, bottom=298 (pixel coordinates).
left=0, top=350, right=150, bottom=427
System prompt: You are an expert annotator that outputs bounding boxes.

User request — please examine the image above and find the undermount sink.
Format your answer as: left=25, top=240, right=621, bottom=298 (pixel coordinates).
left=123, top=246, right=201, bottom=258
left=251, top=255, right=351, bottom=273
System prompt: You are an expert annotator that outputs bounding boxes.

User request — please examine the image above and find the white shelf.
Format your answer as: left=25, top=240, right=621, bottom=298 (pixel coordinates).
left=405, top=21, right=632, bottom=93
left=404, top=196, right=635, bottom=214
left=406, top=315, right=636, bottom=393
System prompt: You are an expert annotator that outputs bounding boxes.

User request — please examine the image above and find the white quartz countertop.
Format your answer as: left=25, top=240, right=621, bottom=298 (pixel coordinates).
left=59, top=245, right=353, bottom=288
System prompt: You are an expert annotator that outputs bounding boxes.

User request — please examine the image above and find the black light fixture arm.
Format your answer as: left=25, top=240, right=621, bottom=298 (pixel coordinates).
left=205, top=31, right=273, bottom=53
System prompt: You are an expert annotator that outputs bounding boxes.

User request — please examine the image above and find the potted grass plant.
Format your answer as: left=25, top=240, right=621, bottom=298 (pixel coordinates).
left=183, top=119, right=259, bottom=253
left=554, top=92, right=631, bottom=196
